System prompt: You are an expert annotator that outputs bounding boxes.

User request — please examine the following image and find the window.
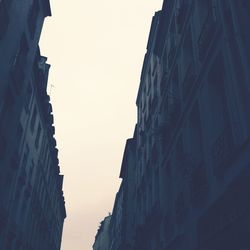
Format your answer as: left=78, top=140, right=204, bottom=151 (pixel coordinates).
left=238, top=1, right=250, bottom=60
left=188, top=101, right=203, bottom=162
left=0, top=135, right=6, bottom=160
left=0, top=209, right=7, bottom=235
left=30, top=106, right=37, bottom=132
left=207, top=53, right=234, bottom=175
left=22, top=145, right=29, bottom=169
left=2, top=87, right=15, bottom=121
left=176, top=0, right=189, bottom=33
left=28, top=160, right=35, bottom=178
left=13, top=34, right=28, bottom=66
left=212, top=126, right=234, bottom=176
left=182, top=26, right=193, bottom=75
left=11, top=151, right=20, bottom=170
left=35, top=123, right=41, bottom=148
left=207, top=53, right=229, bottom=130
left=0, top=0, right=9, bottom=39
left=28, top=0, right=40, bottom=38
left=25, top=83, right=33, bottom=112
left=196, top=0, right=212, bottom=26
left=175, top=191, right=187, bottom=223
left=223, top=2, right=234, bottom=36
left=240, top=0, right=250, bottom=9
left=6, top=232, right=15, bottom=250
left=190, top=165, right=208, bottom=203
left=11, top=35, right=29, bottom=94
left=3, top=87, right=14, bottom=110
left=17, top=122, right=23, bottom=142
left=198, top=3, right=216, bottom=61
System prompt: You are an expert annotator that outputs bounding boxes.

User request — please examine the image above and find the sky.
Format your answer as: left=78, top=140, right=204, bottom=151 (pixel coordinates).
left=40, top=1, right=163, bottom=249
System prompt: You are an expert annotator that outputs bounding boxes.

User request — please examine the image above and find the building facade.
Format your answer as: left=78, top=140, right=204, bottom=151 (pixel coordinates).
left=94, top=0, right=250, bottom=249
left=0, top=0, right=66, bottom=249
left=93, top=215, right=112, bottom=250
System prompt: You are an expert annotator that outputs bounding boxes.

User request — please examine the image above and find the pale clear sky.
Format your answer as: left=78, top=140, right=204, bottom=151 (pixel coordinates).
left=40, top=1, right=163, bottom=249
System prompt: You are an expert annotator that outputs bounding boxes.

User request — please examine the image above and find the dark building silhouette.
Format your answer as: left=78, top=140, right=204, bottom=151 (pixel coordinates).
left=93, top=215, right=111, bottom=250
left=109, top=138, right=137, bottom=250
left=0, top=0, right=66, bottom=249
left=94, top=0, right=250, bottom=249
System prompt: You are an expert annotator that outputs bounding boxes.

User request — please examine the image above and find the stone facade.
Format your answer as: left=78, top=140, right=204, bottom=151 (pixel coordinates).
left=0, top=0, right=66, bottom=249
left=94, top=0, right=250, bottom=249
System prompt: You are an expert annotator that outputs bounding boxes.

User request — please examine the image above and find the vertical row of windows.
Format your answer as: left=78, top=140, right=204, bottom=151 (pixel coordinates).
left=239, top=0, right=250, bottom=76
left=30, top=105, right=43, bottom=148
left=181, top=25, right=195, bottom=100
left=3, top=87, right=15, bottom=112
left=203, top=52, right=235, bottom=177
left=188, top=101, right=203, bottom=162
left=0, top=0, right=9, bottom=40
left=11, top=35, right=29, bottom=94
left=207, top=53, right=229, bottom=134
left=21, top=145, right=29, bottom=169
left=1, top=36, right=29, bottom=127
left=0, top=87, right=15, bottom=167
left=222, top=1, right=236, bottom=47
left=28, top=160, right=35, bottom=180
left=35, top=123, right=41, bottom=149
left=16, top=122, right=24, bottom=145
left=0, top=135, right=6, bottom=161
left=182, top=26, right=193, bottom=75
left=30, top=106, right=37, bottom=132
left=10, top=151, right=20, bottom=170
left=238, top=0, right=250, bottom=53
left=28, top=0, right=40, bottom=39
left=196, top=0, right=213, bottom=28
left=25, top=83, right=33, bottom=112
left=197, top=2, right=217, bottom=61
left=176, top=0, right=189, bottom=34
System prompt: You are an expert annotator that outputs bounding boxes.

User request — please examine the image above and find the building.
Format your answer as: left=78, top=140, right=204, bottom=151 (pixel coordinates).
left=0, top=0, right=66, bottom=249
left=94, top=0, right=250, bottom=249
left=93, top=215, right=112, bottom=250
left=94, top=138, right=137, bottom=250
left=117, top=138, right=137, bottom=250
left=109, top=180, right=125, bottom=250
